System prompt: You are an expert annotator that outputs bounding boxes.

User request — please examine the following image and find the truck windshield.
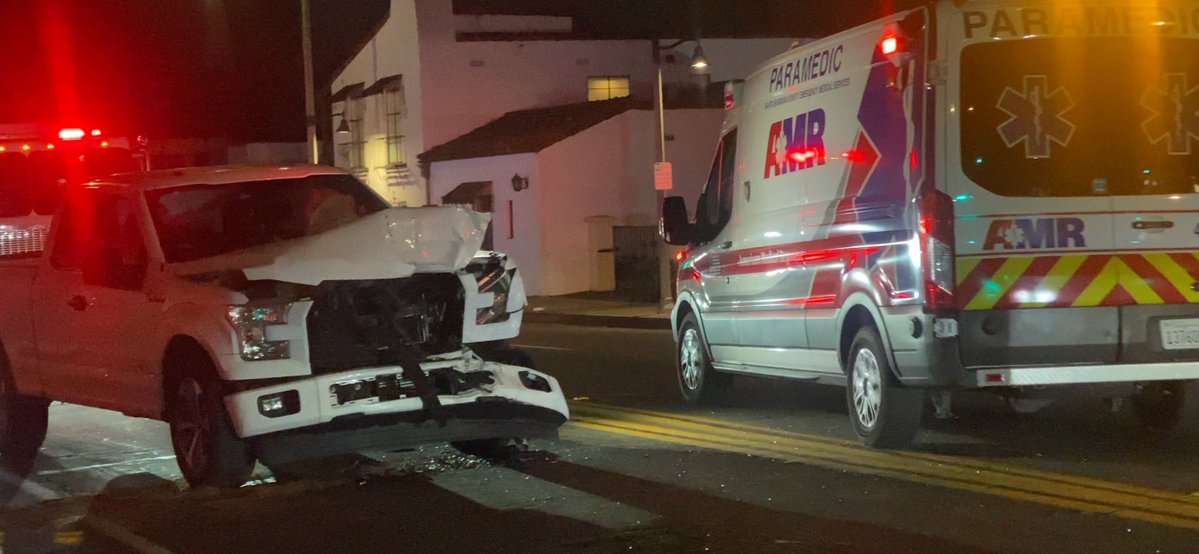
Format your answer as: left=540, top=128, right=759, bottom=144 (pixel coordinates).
left=960, top=37, right=1199, bottom=197
left=146, top=174, right=389, bottom=263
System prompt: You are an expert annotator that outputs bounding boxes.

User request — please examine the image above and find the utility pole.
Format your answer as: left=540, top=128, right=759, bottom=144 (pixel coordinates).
left=301, top=0, right=319, bottom=164
left=655, top=65, right=673, bottom=311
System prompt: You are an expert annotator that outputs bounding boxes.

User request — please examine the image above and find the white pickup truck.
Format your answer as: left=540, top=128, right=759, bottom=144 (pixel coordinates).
left=0, top=165, right=568, bottom=487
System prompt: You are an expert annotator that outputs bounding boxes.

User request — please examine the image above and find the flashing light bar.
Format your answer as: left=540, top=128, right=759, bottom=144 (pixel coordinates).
left=59, top=128, right=86, bottom=141
left=881, top=36, right=900, bottom=55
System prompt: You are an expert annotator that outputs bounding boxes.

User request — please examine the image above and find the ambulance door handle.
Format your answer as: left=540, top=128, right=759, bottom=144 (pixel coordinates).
left=717, top=241, right=732, bottom=250
left=1132, top=220, right=1173, bottom=233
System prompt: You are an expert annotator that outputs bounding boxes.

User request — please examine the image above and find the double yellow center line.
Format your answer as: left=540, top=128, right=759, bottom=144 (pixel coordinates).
left=569, top=402, right=1199, bottom=530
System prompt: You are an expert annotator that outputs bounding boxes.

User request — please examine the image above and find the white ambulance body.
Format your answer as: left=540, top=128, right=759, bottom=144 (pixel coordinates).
left=662, top=0, right=1199, bottom=447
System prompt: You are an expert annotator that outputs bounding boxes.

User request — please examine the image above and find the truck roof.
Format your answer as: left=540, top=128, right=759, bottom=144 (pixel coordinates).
left=91, top=164, right=346, bottom=191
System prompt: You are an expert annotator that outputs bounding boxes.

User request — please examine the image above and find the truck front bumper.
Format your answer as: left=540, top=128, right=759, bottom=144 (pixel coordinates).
left=222, top=351, right=568, bottom=464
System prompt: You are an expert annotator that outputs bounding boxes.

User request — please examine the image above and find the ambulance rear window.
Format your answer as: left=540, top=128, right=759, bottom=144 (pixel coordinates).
left=960, top=37, right=1199, bottom=197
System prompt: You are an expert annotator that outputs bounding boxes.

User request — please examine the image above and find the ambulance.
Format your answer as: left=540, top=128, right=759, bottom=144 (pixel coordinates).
left=661, top=0, right=1199, bottom=447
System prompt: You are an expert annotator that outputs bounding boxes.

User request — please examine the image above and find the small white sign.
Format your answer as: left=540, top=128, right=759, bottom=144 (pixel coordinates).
left=654, top=162, right=673, bottom=191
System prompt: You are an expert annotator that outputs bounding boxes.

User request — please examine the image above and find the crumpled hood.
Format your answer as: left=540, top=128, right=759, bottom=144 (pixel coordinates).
left=169, top=206, right=490, bottom=286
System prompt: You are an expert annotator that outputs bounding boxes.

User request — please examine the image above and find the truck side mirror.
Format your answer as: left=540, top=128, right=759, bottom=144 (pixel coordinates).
left=661, top=196, right=692, bottom=245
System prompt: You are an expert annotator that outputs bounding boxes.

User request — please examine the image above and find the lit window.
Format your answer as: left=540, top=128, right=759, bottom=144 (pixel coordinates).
left=587, top=76, right=630, bottom=101
left=349, top=96, right=366, bottom=169
left=384, top=84, right=406, bottom=166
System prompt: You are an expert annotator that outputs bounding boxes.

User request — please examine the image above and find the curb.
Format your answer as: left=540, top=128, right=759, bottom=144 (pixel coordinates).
left=524, top=312, right=672, bottom=330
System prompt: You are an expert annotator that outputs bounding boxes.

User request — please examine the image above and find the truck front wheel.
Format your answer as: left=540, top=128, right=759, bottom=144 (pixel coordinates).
left=168, top=364, right=256, bottom=488
left=846, top=327, right=922, bottom=448
left=0, top=374, right=48, bottom=477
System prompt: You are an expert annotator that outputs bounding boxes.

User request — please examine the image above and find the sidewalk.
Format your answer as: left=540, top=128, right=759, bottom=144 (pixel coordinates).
left=523, top=292, right=672, bottom=330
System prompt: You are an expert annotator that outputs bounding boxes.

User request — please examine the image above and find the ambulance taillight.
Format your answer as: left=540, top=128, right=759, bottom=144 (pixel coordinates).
left=920, top=190, right=955, bottom=312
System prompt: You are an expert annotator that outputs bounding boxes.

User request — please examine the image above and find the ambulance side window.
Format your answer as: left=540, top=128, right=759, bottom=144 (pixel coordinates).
left=695, top=129, right=737, bottom=242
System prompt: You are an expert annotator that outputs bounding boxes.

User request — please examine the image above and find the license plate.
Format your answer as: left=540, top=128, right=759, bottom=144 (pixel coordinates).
left=1160, top=319, right=1199, bottom=350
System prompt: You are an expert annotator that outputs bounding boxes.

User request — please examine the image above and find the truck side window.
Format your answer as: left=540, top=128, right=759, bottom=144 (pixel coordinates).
left=51, top=190, right=147, bottom=290
left=695, top=129, right=738, bottom=241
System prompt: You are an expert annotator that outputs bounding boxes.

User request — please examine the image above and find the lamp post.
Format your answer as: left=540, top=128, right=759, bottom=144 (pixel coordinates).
left=301, top=0, right=319, bottom=164
left=652, top=38, right=709, bottom=310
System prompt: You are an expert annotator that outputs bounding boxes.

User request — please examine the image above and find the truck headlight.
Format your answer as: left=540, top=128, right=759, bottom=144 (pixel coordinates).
left=226, top=304, right=291, bottom=361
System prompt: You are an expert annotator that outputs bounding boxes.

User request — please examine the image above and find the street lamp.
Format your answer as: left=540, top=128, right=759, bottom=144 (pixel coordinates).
left=651, top=38, right=710, bottom=310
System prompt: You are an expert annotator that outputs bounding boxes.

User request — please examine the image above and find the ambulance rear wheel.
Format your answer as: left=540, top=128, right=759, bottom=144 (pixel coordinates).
left=846, top=327, right=922, bottom=448
left=1132, top=381, right=1199, bottom=434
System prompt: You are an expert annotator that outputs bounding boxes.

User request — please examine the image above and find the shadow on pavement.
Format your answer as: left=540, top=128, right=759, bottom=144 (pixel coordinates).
left=514, top=452, right=992, bottom=553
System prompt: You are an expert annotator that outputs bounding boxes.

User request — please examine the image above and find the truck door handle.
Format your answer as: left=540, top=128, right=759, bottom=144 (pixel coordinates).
left=718, top=241, right=733, bottom=250
left=67, top=295, right=89, bottom=311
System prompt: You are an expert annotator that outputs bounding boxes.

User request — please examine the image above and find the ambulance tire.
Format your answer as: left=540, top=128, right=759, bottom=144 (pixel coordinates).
left=847, top=327, right=922, bottom=448
left=677, top=313, right=729, bottom=405
left=1132, top=380, right=1199, bottom=434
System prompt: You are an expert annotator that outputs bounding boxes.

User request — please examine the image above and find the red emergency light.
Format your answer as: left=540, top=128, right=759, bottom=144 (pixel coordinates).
left=91, top=129, right=102, bottom=137
left=59, top=128, right=86, bottom=141
left=880, top=36, right=900, bottom=55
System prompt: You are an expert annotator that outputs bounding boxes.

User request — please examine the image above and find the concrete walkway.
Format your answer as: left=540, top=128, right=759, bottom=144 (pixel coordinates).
left=524, top=293, right=671, bottom=330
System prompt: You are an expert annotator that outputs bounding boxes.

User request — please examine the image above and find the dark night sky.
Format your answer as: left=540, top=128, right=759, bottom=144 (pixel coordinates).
left=0, top=1, right=913, bottom=143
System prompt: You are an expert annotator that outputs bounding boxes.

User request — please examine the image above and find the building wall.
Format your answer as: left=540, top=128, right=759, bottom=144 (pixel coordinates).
left=227, top=142, right=308, bottom=165
left=332, top=0, right=794, bottom=210
left=331, top=0, right=425, bottom=207
left=427, top=153, right=544, bottom=294
left=536, top=108, right=724, bottom=296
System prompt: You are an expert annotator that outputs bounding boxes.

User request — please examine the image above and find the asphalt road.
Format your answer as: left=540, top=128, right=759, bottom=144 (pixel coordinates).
left=1, top=322, right=1198, bottom=552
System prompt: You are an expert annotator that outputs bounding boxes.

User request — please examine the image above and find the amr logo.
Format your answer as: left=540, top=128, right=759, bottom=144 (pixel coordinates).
left=996, top=75, right=1076, bottom=159
left=1142, top=73, right=1199, bottom=156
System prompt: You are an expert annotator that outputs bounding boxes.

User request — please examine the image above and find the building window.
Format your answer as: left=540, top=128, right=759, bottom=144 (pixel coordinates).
left=384, top=85, right=406, bottom=166
left=588, top=76, right=630, bottom=101
left=349, top=96, right=365, bottom=169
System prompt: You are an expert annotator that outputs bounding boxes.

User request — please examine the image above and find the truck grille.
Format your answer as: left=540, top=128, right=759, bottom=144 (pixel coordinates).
left=0, top=225, right=46, bottom=257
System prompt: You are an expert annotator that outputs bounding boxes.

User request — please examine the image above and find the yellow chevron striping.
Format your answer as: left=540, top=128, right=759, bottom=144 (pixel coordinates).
left=955, top=256, right=982, bottom=286
left=1146, top=253, right=1199, bottom=302
left=964, top=256, right=1034, bottom=310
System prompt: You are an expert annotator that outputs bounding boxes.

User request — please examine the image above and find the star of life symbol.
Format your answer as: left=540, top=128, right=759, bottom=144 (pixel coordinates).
left=996, top=75, right=1076, bottom=159
left=1141, top=73, right=1199, bottom=155
left=773, top=131, right=788, bottom=168
left=1000, top=224, right=1024, bottom=248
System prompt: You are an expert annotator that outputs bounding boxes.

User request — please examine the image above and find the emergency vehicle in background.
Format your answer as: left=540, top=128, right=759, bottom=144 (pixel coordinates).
left=0, top=123, right=146, bottom=257
left=662, top=0, right=1199, bottom=447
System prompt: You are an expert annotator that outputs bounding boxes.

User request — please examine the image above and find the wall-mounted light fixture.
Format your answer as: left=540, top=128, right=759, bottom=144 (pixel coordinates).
left=511, top=173, right=529, bottom=191
left=335, top=116, right=351, bottom=135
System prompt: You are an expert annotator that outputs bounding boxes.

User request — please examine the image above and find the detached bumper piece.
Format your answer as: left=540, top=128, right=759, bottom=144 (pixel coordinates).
left=223, top=350, right=569, bottom=465
left=251, top=401, right=565, bottom=466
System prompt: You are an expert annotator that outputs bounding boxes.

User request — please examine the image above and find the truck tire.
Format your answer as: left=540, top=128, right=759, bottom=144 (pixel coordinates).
left=1132, top=381, right=1199, bottom=434
left=168, top=359, right=256, bottom=488
left=0, top=359, right=48, bottom=477
left=677, top=312, right=730, bottom=405
left=846, top=326, right=922, bottom=448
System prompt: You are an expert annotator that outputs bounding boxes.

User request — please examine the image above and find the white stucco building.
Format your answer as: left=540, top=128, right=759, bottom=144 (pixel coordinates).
left=330, top=0, right=796, bottom=294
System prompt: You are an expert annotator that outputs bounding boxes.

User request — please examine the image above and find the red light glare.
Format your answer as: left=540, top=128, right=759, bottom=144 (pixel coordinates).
left=90, top=129, right=102, bottom=137
left=674, top=250, right=686, bottom=262
left=787, top=149, right=816, bottom=164
left=100, top=140, right=109, bottom=148
left=881, top=36, right=899, bottom=55
left=46, top=143, right=55, bottom=150
left=0, top=146, right=6, bottom=152
left=21, top=145, right=31, bottom=152
left=842, top=149, right=866, bottom=163
left=58, top=128, right=85, bottom=141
